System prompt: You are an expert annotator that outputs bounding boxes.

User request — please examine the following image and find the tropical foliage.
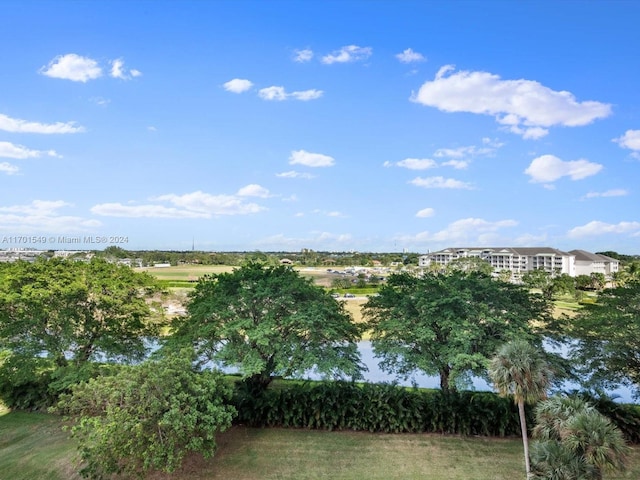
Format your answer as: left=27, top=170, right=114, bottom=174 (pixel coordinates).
left=364, top=271, right=550, bottom=393
left=489, top=340, right=553, bottom=478
left=54, top=350, right=236, bottom=479
left=171, top=262, right=364, bottom=392
left=566, top=280, right=640, bottom=398
left=233, top=380, right=528, bottom=436
left=531, top=396, right=629, bottom=479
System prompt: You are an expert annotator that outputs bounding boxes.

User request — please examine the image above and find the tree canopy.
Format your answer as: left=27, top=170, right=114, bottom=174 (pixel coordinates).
left=170, top=262, right=364, bottom=391
left=55, top=349, right=236, bottom=478
left=0, top=258, right=163, bottom=366
left=363, top=271, right=550, bottom=393
left=566, top=280, right=640, bottom=397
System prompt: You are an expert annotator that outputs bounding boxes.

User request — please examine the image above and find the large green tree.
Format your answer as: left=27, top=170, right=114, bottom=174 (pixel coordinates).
left=0, top=258, right=162, bottom=366
left=566, top=280, right=640, bottom=397
left=55, top=349, right=236, bottom=479
left=171, top=262, right=364, bottom=391
left=489, top=340, right=553, bottom=479
left=363, top=271, right=550, bottom=393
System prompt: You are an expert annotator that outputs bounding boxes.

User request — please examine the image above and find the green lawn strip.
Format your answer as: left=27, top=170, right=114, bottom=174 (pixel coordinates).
left=152, top=426, right=640, bottom=480
left=0, top=409, right=81, bottom=480
left=2, top=411, right=640, bottom=480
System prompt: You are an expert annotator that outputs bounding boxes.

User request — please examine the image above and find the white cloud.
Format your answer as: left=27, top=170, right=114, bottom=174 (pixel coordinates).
left=154, top=191, right=266, bottom=216
left=0, top=162, right=19, bottom=175
left=396, top=48, right=426, bottom=63
left=321, top=45, right=372, bottom=64
left=293, top=48, right=314, bottom=62
left=582, top=189, right=628, bottom=199
left=237, top=184, right=270, bottom=198
left=0, top=200, right=100, bottom=232
left=40, top=53, right=102, bottom=82
left=401, top=217, right=517, bottom=245
left=92, top=189, right=268, bottom=218
left=410, top=176, right=473, bottom=189
left=524, top=154, right=603, bottom=183
left=442, top=160, right=469, bottom=170
left=434, top=144, right=496, bottom=158
left=289, top=150, right=335, bottom=167
left=223, top=78, right=253, bottom=93
left=613, top=130, right=640, bottom=157
left=276, top=170, right=315, bottom=179
left=110, top=58, right=141, bottom=80
left=416, top=208, right=435, bottom=218
left=258, top=86, right=323, bottom=101
left=385, top=158, right=437, bottom=170
left=0, top=141, right=59, bottom=159
left=259, top=86, right=287, bottom=101
left=412, top=65, right=612, bottom=138
left=91, top=203, right=209, bottom=219
left=290, top=89, right=323, bottom=101
left=0, top=113, right=84, bottom=134
left=568, top=220, right=640, bottom=238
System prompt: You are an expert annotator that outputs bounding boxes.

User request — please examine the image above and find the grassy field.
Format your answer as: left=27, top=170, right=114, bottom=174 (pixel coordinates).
left=4, top=407, right=639, bottom=480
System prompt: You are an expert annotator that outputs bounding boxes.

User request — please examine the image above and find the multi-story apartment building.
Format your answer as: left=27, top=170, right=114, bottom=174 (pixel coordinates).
left=419, top=247, right=576, bottom=277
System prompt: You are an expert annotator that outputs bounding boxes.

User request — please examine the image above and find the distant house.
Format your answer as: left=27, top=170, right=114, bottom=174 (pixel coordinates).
left=569, top=249, right=619, bottom=278
left=280, top=258, right=293, bottom=265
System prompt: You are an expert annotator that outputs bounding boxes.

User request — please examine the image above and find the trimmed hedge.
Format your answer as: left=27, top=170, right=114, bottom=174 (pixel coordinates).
left=232, top=381, right=531, bottom=437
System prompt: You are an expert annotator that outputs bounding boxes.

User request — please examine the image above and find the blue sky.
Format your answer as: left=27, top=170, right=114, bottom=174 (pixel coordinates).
left=1, top=1, right=640, bottom=253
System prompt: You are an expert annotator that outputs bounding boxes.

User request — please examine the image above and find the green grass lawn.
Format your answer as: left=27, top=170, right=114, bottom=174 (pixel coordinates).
left=2, top=407, right=640, bottom=480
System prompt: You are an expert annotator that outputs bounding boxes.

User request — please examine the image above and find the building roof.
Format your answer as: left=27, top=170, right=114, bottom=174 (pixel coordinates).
left=569, top=249, right=619, bottom=263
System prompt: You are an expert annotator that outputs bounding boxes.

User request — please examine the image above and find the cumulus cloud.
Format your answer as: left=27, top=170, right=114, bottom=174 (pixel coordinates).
left=416, top=207, right=435, bottom=218
left=568, top=220, right=640, bottom=238
left=236, top=184, right=270, bottom=198
left=223, top=78, right=253, bottom=93
left=384, top=158, right=437, bottom=170
left=276, top=170, right=315, bottom=179
left=0, top=200, right=100, bottom=232
left=412, top=65, right=612, bottom=138
left=258, top=86, right=322, bottom=101
left=613, top=130, right=640, bottom=157
left=582, top=189, right=628, bottom=199
left=396, top=48, right=426, bottom=63
left=92, top=190, right=266, bottom=218
left=0, top=141, right=59, bottom=159
left=110, top=58, right=142, bottom=80
left=0, top=113, right=84, bottom=134
left=524, top=154, right=603, bottom=183
left=321, top=45, right=372, bottom=64
left=289, top=150, right=335, bottom=167
left=0, top=162, right=19, bottom=175
left=400, top=218, right=517, bottom=245
left=293, top=48, right=314, bottom=62
left=410, top=176, right=473, bottom=189
left=40, top=53, right=102, bottom=82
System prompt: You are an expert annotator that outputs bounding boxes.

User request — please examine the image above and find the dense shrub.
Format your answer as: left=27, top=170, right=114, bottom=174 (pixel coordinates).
left=233, top=380, right=532, bottom=437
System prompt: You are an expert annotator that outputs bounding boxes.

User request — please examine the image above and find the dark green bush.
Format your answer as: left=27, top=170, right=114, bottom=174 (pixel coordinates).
left=232, top=380, right=529, bottom=437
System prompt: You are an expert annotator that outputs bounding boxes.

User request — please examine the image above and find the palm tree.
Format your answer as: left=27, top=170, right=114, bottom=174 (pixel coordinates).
left=489, top=340, right=552, bottom=479
left=531, top=396, right=629, bottom=480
